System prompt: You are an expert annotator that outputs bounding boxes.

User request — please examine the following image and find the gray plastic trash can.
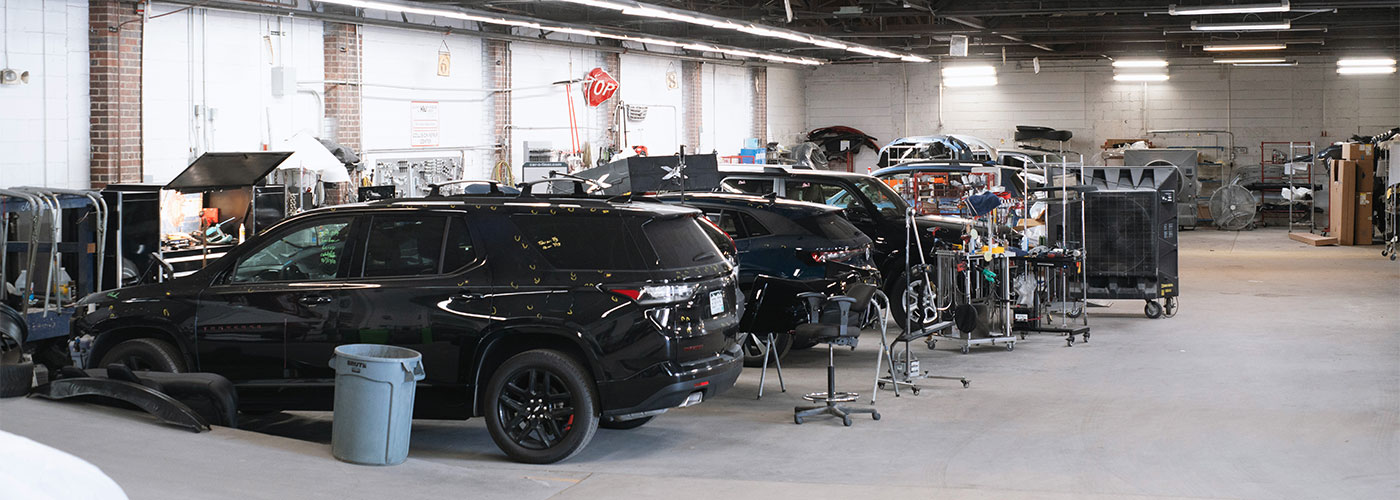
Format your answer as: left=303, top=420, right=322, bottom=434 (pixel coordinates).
left=329, top=344, right=426, bottom=465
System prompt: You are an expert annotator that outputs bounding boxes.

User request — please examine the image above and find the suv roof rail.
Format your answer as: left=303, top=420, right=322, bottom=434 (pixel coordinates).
left=518, top=176, right=610, bottom=197
left=427, top=179, right=514, bottom=197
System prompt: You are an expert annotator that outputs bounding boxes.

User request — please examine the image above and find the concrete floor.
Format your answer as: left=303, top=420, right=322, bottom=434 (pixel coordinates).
left=2, top=229, right=1397, bottom=499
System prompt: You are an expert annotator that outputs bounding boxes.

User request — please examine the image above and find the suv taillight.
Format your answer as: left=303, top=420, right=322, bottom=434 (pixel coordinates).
left=606, top=283, right=699, bottom=305
left=800, top=247, right=865, bottom=264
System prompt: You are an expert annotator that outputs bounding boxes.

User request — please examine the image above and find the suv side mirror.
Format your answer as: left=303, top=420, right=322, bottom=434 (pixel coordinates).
left=845, top=207, right=874, bottom=223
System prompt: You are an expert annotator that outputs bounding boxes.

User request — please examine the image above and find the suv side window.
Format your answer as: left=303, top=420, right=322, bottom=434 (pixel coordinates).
left=442, top=216, right=478, bottom=273
left=737, top=212, right=770, bottom=237
left=229, top=218, right=352, bottom=283
left=513, top=215, right=648, bottom=270
left=721, top=178, right=775, bottom=195
left=784, top=180, right=857, bottom=210
left=703, top=210, right=742, bottom=238
left=362, top=215, right=447, bottom=277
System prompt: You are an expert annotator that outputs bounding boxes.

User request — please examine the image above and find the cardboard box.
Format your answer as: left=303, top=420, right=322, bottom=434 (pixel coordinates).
left=1342, top=143, right=1374, bottom=161
left=1355, top=192, right=1374, bottom=244
left=1329, top=160, right=1357, bottom=245
left=1289, top=232, right=1338, bottom=246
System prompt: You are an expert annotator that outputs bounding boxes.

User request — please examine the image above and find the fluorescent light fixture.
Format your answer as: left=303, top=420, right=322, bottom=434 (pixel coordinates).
left=1170, top=1, right=1289, bottom=15
left=1114, top=73, right=1170, bottom=82
left=1112, top=59, right=1168, bottom=68
left=1337, top=66, right=1397, bottom=75
left=318, top=0, right=822, bottom=65
left=1202, top=43, right=1287, bottom=51
left=1337, top=57, right=1397, bottom=67
left=942, top=65, right=996, bottom=77
left=1234, top=62, right=1298, bottom=67
left=557, top=0, right=924, bottom=62
left=1213, top=58, right=1287, bottom=64
left=943, top=76, right=998, bottom=87
left=1191, top=20, right=1291, bottom=31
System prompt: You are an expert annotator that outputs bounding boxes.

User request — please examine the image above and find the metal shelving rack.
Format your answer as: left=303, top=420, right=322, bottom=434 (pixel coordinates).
left=1283, top=142, right=1321, bottom=235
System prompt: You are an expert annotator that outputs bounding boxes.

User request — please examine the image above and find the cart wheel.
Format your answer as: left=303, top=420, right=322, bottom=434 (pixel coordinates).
left=1020, top=333, right=1027, bottom=340
left=872, top=412, right=881, bottom=421
left=878, top=381, right=887, bottom=389
left=926, top=340, right=936, bottom=350
left=961, top=379, right=970, bottom=388
left=960, top=345, right=970, bottom=354
left=911, top=387, right=921, bottom=395
left=1067, top=308, right=1083, bottom=319
left=1066, top=337, right=1073, bottom=347
left=1006, top=342, right=1014, bottom=351
left=794, top=415, right=803, bottom=425
left=1144, top=300, right=1163, bottom=319
left=1163, top=297, right=1179, bottom=318
left=843, top=416, right=853, bottom=427
left=1392, top=253, right=1397, bottom=262
left=1083, top=331, right=1090, bottom=341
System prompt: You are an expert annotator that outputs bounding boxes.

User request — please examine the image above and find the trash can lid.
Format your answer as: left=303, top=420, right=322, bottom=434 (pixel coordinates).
left=333, top=344, right=422, bottom=362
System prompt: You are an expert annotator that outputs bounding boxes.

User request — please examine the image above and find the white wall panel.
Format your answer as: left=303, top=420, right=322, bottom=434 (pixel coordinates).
left=509, top=42, right=604, bottom=178
left=0, top=0, right=88, bottom=188
left=766, top=66, right=807, bottom=145
left=618, top=53, right=683, bottom=156
left=700, top=63, right=753, bottom=156
left=142, top=5, right=323, bottom=183
left=805, top=61, right=1399, bottom=170
left=360, top=26, right=487, bottom=176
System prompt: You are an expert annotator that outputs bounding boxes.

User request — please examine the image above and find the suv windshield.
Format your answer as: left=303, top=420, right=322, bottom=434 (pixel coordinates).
left=841, top=178, right=908, bottom=219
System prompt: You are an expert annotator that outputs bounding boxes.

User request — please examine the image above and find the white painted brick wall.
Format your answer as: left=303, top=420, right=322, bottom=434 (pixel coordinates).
left=0, top=0, right=89, bottom=189
left=803, top=60, right=1399, bottom=171
left=766, top=66, right=808, bottom=145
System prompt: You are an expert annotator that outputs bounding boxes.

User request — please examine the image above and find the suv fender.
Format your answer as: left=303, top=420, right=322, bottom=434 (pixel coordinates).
left=86, top=321, right=194, bottom=371
left=470, top=324, right=603, bottom=416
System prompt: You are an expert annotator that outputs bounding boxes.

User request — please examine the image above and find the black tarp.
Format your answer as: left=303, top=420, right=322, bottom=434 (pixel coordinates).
left=163, top=152, right=292, bottom=193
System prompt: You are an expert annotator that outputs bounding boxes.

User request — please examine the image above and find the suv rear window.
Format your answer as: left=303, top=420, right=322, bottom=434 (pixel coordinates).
left=795, top=212, right=863, bottom=241
left=363, top=216, right=446, bottom=277
left=640, top=216, right=724, bottom=268
left=513, top=215, right=648, bottom=270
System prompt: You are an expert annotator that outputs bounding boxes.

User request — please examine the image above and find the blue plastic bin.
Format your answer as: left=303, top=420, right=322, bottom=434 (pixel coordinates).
left=328, top=344, right=426, bottom=465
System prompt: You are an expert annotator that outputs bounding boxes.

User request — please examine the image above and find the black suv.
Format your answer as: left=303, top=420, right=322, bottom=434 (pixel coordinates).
left=71, top=190, right=742, bottom=463
left=715, top=166, right=968, bottom=322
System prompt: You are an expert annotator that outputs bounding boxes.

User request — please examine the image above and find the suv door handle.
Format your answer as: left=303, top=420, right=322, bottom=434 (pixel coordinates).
left=456, top=291, right=485, bottom=301
left=298, top=294, right=332, bottom=306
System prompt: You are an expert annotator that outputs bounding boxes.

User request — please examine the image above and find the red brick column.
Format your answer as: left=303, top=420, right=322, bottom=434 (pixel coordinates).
left=682, top=61, right=702, bottom=152
left=599, top=51, right=620, bottom=152
left=323, top=22, right=362, bottom=153
left=752, top=66, right=767, bottom=145
left=486, top=39, right=512, bottom=175
left=89, top=0, right=143, bottom=187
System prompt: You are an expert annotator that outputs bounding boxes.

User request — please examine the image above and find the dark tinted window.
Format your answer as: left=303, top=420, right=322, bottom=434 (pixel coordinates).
left=442, top=216, right=477, bottom=272
left=641, top=216, right=724, bottom=268
left=737, top=212, right=770, bottom=237
left=784, top=180, right=851, bottom=206
left=704, top=210, right=741, bottom=238
left=721, top=178, right=775, bottom=195
left=363, top=216, right=445, bottom=277
left=514, top=215, right=648, bottom=270
left=696, top=216, right=736, bottom=255
left=796, top=213, right=863, bottom=241
left=230, top=219, right=352, bottom=283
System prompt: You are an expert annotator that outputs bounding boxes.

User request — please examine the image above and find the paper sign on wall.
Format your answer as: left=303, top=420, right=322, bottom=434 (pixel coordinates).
left=411, top=101, right=439, bottom=147
left=437, top=51, right=451, bottom=77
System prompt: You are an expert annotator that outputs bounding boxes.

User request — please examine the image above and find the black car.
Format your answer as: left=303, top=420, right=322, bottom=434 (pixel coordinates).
left=71, top=190, right=743, bottom=464
left=654, top=193, right=876, bottom=361
left=714, top=166, right=972, bottom=325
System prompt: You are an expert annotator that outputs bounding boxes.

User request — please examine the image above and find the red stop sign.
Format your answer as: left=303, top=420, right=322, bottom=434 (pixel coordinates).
left=582, top=68, right=618, bottom=107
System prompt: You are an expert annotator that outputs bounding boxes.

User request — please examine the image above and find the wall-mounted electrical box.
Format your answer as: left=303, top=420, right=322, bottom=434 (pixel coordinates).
left=271, top=66, right=297, bottom=97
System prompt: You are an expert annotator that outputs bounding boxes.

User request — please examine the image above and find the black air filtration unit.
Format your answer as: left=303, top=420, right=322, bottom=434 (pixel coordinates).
left=1048, top=166, right=1179, bottom=301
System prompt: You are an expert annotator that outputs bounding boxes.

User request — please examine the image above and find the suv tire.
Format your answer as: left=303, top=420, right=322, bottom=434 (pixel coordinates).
left=891, top=271, right=940, bottom=332
left=99, top=338, right=186, bottom=372
left=484, top=349, right=599, bottom=464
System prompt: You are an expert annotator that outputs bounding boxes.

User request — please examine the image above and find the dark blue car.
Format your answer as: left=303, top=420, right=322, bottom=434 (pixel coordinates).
left=654, top=193, right=875, bottom=363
